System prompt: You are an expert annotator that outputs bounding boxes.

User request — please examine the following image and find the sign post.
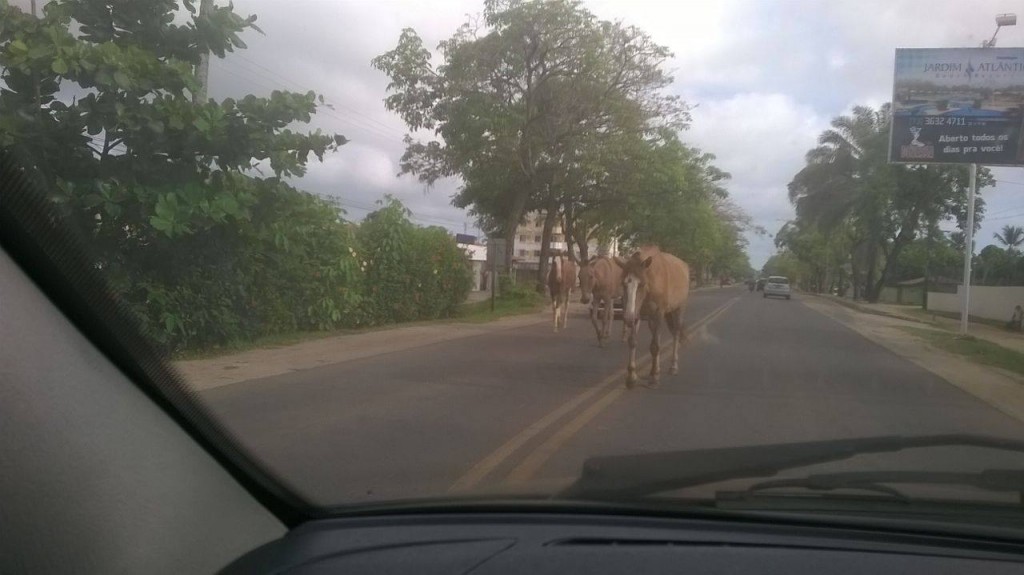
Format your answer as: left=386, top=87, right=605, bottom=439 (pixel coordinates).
left=890, top=47, right=1024, bottom=335
left=960, top=163, right=977, bottom=334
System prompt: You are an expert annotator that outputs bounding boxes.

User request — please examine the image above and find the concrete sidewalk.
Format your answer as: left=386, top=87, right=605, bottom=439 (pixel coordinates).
left=814, top=294, right=1024, bottom=354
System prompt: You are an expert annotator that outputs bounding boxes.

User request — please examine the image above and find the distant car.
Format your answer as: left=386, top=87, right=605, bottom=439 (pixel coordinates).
left=755, top=278, right=766, bottom=291
left=763, top=276, right=791, bottom=300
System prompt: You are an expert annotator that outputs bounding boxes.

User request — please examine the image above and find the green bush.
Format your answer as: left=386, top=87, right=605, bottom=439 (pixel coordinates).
left=357, top=197, right=472, bottom=325
left=62, top=177, right=470, bottom=352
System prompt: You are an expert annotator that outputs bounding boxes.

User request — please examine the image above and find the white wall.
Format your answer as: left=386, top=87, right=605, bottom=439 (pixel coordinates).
left=927, top=286, right=1024, bottom=321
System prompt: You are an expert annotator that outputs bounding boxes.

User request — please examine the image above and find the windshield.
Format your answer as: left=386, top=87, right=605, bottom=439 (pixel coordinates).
left=7, top=0, right=1024, bottom=524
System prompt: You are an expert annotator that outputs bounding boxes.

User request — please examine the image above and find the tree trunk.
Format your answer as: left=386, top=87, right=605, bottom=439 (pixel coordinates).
left=537, top=201, right=560, bottom=293
left=502, top=180, right=536, bottom=276
left=563, top=202, right=587, bottom=264
left=868, top=209, right=921, bottom=302
left=577, top=232, right=589, bottom=263
left=863, top=241, right=880, bottom=302
left=851, top=256, right=861, bottom=300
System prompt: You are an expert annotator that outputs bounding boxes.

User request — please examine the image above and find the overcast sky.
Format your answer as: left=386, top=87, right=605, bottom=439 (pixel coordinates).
left=25, top=0, right=1024, bottom=267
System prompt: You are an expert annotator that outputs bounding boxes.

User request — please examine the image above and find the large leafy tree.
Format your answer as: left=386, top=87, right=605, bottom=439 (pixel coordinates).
left=372, top=0, right=686, bottom=282
left=786, top=104, right=991, bottom=301
left=610, top=130, right=753, bottom=284
left=0, top=0, right=355, bottom=350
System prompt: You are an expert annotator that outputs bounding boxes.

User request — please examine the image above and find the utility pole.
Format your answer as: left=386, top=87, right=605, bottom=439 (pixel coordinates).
left=193, top=0, right=213, bottom=104
left=958, top=14, right=1015, bottom=333
left=960, top=163, right=977, bottom=335
left=923, top=225, right=932, bottom=310
left=31, top=0, right=40, bottom=114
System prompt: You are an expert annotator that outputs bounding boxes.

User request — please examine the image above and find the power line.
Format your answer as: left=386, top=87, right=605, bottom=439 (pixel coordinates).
left=986, top=210, right=1024, bottom=222
left=209, top=59, right=403, bottom=144
left=220, top=54, right=407, bottom=141
left=231, top=53, right=406, bottom=138
left=312, top=191, right=474, bottom=230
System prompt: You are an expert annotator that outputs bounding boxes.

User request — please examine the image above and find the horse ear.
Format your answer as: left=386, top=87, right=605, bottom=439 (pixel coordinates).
left=642, top=256, right=653, bottom=269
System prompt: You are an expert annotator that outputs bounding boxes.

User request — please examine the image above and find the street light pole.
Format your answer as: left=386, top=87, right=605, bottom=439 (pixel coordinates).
left=958, top=14, right=1016, bottom=335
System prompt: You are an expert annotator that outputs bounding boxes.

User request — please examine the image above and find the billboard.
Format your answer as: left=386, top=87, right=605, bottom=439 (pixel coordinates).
left=890, top=48, right=1024, bottom=165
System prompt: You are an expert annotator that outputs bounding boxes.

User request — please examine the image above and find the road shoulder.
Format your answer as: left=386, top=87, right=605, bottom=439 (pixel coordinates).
left=803, top=297, right=1024, bottom=424
left=175, top=310, right=547, bottom=392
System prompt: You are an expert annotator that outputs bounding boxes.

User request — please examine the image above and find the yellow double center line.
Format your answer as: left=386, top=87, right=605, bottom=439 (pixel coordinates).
left=448, top=296, right=739, bottom=493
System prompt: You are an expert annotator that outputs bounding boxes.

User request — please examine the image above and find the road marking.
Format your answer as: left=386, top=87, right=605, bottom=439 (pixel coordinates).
left=448, top=296, right=739, bottom=493
left=501, top=296, right=739, bottom=486
left=504, top=386, right=627, bottom=485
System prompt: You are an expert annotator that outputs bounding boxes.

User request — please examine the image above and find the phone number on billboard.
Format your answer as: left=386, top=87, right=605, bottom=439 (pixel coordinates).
left=921, top=117, right=966, bottom=126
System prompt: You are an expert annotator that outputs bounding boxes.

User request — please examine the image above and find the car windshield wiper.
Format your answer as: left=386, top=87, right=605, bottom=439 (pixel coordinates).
left=723, top=469, right=1024, bottom=503
left=560, top=434, right=1024, bottom=500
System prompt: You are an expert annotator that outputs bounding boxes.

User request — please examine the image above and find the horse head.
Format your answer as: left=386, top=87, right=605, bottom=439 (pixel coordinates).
left=615, top=252, right=653, bottom=326
left=578, top=256, right=599, bottom=304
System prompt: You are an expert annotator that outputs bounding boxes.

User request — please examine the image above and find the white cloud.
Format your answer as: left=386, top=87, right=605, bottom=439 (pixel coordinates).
left=682, top=92, right=827, bottom=265
left=199, top=0, right=1024, bottom=262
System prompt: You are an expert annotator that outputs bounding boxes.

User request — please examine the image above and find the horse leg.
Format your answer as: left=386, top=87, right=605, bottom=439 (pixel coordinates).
left=561, top=291, right=570, bottom=329
left=602, top=296, right=613, bottom=340
left=648, top=314, right=662, bottom=387
left=626, top=321, right=638, bottom=388
left=552, top=296, right=559, bottom=332
left=590, top=300, right=604, bottom=346
left=666, top=308, right=684, bottom=375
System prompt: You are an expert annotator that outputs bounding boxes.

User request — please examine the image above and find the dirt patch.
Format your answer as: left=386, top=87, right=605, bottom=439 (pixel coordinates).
left=173, top=310, right=548, bottom=392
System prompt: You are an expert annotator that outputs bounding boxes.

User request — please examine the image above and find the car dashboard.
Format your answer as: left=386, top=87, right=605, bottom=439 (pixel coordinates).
left=222, top=511, right=1024, bottom=574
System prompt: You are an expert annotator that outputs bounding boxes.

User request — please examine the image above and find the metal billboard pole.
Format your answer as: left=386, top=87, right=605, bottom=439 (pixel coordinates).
left=960, top=163, right=977, bottom=335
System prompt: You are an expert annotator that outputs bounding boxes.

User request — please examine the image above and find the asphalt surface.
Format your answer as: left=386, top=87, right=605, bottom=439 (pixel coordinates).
left=201, top=286, right=1024, bottom=506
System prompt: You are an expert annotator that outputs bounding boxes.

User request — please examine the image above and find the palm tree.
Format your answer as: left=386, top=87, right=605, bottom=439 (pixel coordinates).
left=994, top=225, right=1024, bottom=253
left=787, top=105, right=891, bottom=300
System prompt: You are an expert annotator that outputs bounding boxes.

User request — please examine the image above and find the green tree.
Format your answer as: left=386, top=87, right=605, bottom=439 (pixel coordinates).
left=994, top=224, right=1024, bottom=253
left=357, top=197, right=472, bottom=324
left=372, top=0, right=686, bottom=284
left=787, top=104, right=991, bottom=302
left=609, top=130, right=751, bottom=285
left=0, top=0, right=356, bottom=351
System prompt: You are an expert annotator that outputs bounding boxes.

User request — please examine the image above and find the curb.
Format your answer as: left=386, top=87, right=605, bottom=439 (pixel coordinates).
left=804, top=292, right=932, bottom=325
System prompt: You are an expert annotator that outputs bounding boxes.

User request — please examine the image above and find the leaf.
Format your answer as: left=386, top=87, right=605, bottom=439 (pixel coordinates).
left=113, top=71, right=130, bottom=89
left=150, top=215, right=173, bottom=233
left=193, top=117, right=210, bottom=132
left=51, top=58, right=68, bottom=75
left=10, top=40, right=28, bottom=54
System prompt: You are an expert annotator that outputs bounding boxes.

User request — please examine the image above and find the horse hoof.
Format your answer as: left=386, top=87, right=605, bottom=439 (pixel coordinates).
left=625, top=377, right=637, bottom=389
left=670, top=366, right=678, bottom=375
left=648, top=378, right=660, bottom=388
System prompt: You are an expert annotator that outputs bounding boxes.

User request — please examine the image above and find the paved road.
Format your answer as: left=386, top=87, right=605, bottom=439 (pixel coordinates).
left=201, top=286, right=1024, bottom=506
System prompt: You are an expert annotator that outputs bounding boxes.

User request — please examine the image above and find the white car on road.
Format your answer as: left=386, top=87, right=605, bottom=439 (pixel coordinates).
left=763, top=276, right=791, bottom=300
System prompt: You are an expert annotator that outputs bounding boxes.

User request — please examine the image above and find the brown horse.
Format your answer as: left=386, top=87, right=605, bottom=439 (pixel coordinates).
left=548, top=252, right=578, bottom=332
left=578, top=256, right=626, bottom=347
left=616, top=247, right=690, bottom=388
